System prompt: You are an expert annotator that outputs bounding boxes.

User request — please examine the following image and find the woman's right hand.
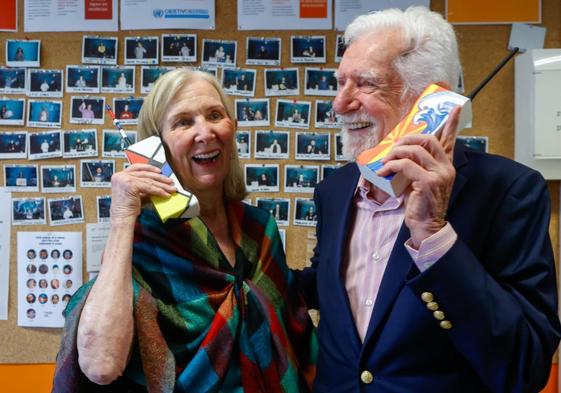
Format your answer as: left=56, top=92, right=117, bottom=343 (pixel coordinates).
left=110, top=163, right=177, bottom=223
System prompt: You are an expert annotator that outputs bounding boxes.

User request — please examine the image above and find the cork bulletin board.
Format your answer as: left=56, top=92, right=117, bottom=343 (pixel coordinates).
left=0, top=0, right=559, bottom=364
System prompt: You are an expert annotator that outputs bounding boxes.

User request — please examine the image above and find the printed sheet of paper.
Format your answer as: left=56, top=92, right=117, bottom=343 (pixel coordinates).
left=17, top=231, right=82, bottom=328
left=121, top=0, right=215, bottom=30
left=86, top=222, right=110, bottom=272
left=238, top=0, right=332, bottom=30
left=0, top=0, right=17, bottom=31
left=25, top=0, right=117, bottom=32
left=0, top=191, right=11, bottom=320
left=334, top=0, right=428, bottom=31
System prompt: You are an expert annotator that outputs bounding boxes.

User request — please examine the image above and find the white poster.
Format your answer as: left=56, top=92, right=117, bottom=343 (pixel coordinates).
left=17, top=231, right=82, bottom=328
left=0, top=191, right=11, bottom=320
left=238, top=0, right=332, bottom=30
left=24, top=0, right=118, bottom=32
left=86, top=222, right=110, bottom=273
left=334, top=0, right=429, bottom=31
left=121, top=0, right=215, bottom=30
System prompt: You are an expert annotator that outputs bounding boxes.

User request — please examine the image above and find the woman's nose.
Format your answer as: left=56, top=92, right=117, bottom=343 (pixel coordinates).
left=193, top=117, right=216, bottom=143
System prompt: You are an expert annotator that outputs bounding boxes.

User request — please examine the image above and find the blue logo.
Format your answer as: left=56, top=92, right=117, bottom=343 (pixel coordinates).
left=153, top=9, right=164, bottom=18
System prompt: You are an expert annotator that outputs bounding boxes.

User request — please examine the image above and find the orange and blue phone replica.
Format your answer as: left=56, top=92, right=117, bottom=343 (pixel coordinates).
left=356, top=84, right=472, bottom=196
left=125, top=136, right=199, bottom=222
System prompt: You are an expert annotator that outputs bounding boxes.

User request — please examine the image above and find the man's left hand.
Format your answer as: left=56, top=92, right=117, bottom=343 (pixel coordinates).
left=377, top=106, right=460, bottom=248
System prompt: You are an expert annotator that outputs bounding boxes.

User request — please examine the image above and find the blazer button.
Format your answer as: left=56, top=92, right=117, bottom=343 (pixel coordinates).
left=440, top=320, right=453, bottom=329
left=360, top=370, right=374, bottom=384
left=426, top=301, right=439, bottom=311
left=433, top=310, right=445, bottom=320
left=421, top=292, right=433, bottom=303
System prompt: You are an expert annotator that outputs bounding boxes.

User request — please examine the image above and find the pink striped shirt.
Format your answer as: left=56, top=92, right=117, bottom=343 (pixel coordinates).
left=343, top=177, right=457, bottom=341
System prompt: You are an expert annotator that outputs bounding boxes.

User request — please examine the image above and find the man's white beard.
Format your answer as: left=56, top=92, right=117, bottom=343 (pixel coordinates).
left=340, top=111, right=380, bottom=161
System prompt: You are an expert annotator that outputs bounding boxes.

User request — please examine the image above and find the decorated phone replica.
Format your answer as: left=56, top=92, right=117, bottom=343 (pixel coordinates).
left=356, top=84, right=472, bottom=197
left=125, top=136, right=200, bottom=222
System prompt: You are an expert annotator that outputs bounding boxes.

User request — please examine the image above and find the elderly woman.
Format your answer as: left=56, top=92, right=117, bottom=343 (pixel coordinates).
left=53, top=69, right=316, bottom=392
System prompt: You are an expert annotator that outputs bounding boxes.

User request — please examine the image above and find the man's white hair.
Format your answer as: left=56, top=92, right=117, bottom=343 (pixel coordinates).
left=344, top=6, right=461, bottom=98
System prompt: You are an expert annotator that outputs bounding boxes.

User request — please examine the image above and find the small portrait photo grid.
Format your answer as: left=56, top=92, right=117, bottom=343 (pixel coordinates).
left=62, top=129, right=98, bottom=158
left=284, top=165, right=319, bottom=193
left=0, top=67, right=26, bottom=94
left=275, top=99, right=311, bottom=129
left=256, top=197, right=290, bottom=227
left=264, top=68, right=299, bottom=97
left=236, top=130, right=251, bottom=159
left=97, top=195, right=111, bottom=222
left=48, top=196, right=84, bottom=226
left=246, top=37, right=281, bottom=66
left=27, top=69, right=63, bottom=98
left=202, top=39, right=237, bottom=67
left=0, top=98, right=26, bottom=126
left=103, top=129, right=137, bottom=158
left=6, top=39, right=41, bottom=67
left=113, top=97, right=143, bottom=125
left=235, top=98, right=270, bottom=127
left=4, top=164, right=38, bottom=192
left=141, top=66, right=175, bottom=94
left=69, top=97, right=105, bottom=125
left=254, top=130, right=289, bottom=160
left=0, top=131, right=27, bottom=159
left=244, top=164, right=279, bottom=193
left=66, top=65, right=100, bottom=93
left=295, top=132, right=331, bottom=161
left=41, top=165, right=76, bottom=193
left=293, top=198, right=317, bottom=227
left=81, top=160, right=115, bottom=188
left=304, top=68, right=337, bottom=96
left=82, top=36, right=118, bottom=65
left=27, top=100, right=62, bottom=128
left=221, top=68, right=256, bottom=97
left=162, top=34, right=197, bottom=63
left=28, top=130, right=62, bottom=160
left=124, top=36, right=159, bottom=65
left=291, top=36, right=326, bottom=64
left=101, top=66, right=135, bottom=94
left=315, top=100, right=342, bottom=129
left=12, top=197, right=46, bottom=226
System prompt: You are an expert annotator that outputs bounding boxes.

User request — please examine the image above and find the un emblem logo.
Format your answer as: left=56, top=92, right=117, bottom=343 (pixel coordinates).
left=153, top=9, right=164, bottom=18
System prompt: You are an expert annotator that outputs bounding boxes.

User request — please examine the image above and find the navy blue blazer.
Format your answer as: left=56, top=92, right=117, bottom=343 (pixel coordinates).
left=297, top=145, right=561, bottom=392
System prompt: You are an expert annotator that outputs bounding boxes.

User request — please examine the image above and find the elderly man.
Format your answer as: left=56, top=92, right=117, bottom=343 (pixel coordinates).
left=297, top=6, right=561, bottom=392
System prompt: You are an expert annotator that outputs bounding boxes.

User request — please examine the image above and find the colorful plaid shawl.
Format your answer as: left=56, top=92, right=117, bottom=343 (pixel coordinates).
left=53, top=201, right=317, bottom=393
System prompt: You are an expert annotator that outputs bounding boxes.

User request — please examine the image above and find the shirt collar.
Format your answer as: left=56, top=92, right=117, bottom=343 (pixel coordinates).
left=354, top=176, right=404, bottom=210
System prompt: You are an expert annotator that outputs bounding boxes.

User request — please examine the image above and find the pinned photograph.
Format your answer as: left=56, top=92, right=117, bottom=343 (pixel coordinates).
left=199, top=66, right=218, bottom=78
left=66, top=65, right=100, bottom=93
left=244, top=164, right=279, bottom=193
left=291, top=36, right=326, bottom=64
left=0, top=98, right=25, bottom=126
left=235, top=130, right=251, bottom=159
left=264, top=68, right=299, bottom=97
left=235, top=98, right=269, bottom=127
left=81, top=160, right=115, bottom=188
left=321, top=164, right=341, bottom=180
left=41, top=165, right=76, bottom=193
left=103, top=129, right=137, bottom=158
left=82, top=36, right=118, bottom=65
left=221, top=68, right=256, bottom=97
left=97, top=195, right=111, bottom=222
left=62, top=129, right=98, bottom=158
left=275, top=99, right=311, bottom=129
left=202, top=39, right=237, bottom=67
left=334, top=134, right=347, bottom=162
left=315, top=100, right=341, bottom=129
left=457, top=136, right=488, bottom=153
left=101, top=66, right=135, bottom=94
left=113, top=97, right=143, bottom=125
left=28, top=130, right=62, bottom=160
left=162, top=34, right=196, bottom=63
left=256, top=197, right=290, bottom=227
left=69, top=97, right=105, bottom=125
left=27, top=100, right=62, bottom=128
left=3, top=164, right=38, bottom=192
left=124, top=36, right=159, bottom=65
left=6, top=39, right=41, bottom=67
left=12, top=197, right=46, bottom=226
left=0, top=67, right=26, bottom=94
left=279, top=228, right=286, bottom=250
left=141, top=66, right=175, bottom=94
left=254, top=130, right=289, bottom=160
left=48, top=196, right=84, bottom=226
left=295, top=132, right=330, bottom=160
left=246, top=37, right=281, bottom=66
left=335, top=34, right=346, bottom=63
left=284, top=165, right=319, bottom=193
left=27, top=69, right=63, bottom=98
left=304, top=68, right=337, bottom=96
left=293, top=198, right=317, bottom=227
left=0, top=131, right=27, bottom=159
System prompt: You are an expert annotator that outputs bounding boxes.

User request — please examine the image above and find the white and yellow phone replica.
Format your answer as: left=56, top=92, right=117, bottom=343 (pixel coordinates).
left=125, top=136, right=200, bottom=222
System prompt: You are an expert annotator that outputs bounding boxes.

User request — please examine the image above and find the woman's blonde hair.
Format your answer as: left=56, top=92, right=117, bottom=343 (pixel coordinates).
left=137, top=68, right=246, bottom=200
